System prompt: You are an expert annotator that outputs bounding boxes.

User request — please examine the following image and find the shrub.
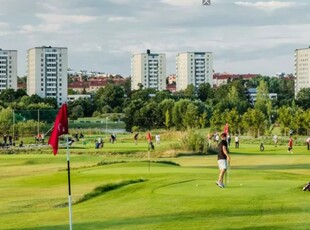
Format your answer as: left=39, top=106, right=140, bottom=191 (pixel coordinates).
left=181, top=129, right=206, bottom=153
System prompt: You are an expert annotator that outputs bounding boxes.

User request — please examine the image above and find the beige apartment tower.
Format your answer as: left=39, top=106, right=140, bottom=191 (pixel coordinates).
left=27, top=46, right=68, bottom=106
left=295, top=47, right=310, bottom=97
left=176, top=52, right=213, bottom=91
left=131, top=50, right=166, bottom=91
left=0, top=49, right=17, bottom=91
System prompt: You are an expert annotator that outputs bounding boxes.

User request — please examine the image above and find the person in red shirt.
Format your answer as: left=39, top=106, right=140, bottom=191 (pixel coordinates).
left=288, top=135, right=293, bottom=154
left=146, top=131, right=154, bottom=150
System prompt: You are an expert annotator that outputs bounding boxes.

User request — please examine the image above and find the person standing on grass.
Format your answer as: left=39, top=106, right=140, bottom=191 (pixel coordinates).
left=146, top=131, right=153, bottom=150
left=288, top=135, right=293, bottom=153
left=216, top=132, right=231, bottom=188
left=273, top=134, right=278, bottom=147
left=134, top=133, right=139, bottom=145
left=306, top=136, right=310, bottom=151
left=235, top=134, right=239, bottom=148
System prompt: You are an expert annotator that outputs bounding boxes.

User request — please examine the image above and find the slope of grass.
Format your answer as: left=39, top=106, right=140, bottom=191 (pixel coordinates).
left=0, top=144, right=310, bottom=229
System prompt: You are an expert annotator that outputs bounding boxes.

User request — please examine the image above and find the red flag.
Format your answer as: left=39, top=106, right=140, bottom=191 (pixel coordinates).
left=223, top=123, right=229, bottom=134
left=48, top=104, right=69, bottom=155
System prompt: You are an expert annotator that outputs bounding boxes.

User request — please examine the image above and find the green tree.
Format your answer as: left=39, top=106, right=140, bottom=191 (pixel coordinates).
left=290, top=108, right=306, bottom=135
left=0, top=108, right=13, bottom=134
left=159, top=99, right=175, bottom=128
left=210, top=109, right=226, bottom=132
left=183, top=84, right=196, bottom=100
left=138, top=101, right=162, bottom=129
left=225, top=109, right=241, bottom=135
left=254, top=80, right=270, bottom=116
left=183, top=103, right=199, bottom=128
left=242, top=108, right=266, bottom=137
left=172, top=99, right=191, bottom=130
left=277, top=106, right=293, bottom=136
left=123, top=99, right=144, bottom=131
left=96, top=84, right=125, bottom=109
left=70, top=105, right=84, bottom=120
left=296, top=88, right=310, bottom=109
left=197, top=83, right=212, bottom=102
left=164, top=110, right=171, bottom=129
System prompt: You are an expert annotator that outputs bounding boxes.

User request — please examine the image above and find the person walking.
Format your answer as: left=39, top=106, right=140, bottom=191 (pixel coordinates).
left=216, top=133, right=231, bottom=188
left=288, top=135, right=293, bottom=154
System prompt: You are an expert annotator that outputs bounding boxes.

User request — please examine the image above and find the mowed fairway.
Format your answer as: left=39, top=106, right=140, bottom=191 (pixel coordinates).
left=0, top=143, right=310, bottom=230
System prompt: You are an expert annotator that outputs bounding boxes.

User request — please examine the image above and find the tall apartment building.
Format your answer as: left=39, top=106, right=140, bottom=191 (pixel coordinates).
left=176, top=52, right=213, bottom=91
left=131, top=50, right=166, bottom=91
left=295, top=47, right=310, bottom=97
left=0, top=49, right=17, bottom=91
left=27, top=46, right=68, bottom=106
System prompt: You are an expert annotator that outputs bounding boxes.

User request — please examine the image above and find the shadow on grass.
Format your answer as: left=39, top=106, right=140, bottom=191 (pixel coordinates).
left=15, top=208, right=310, bottom=230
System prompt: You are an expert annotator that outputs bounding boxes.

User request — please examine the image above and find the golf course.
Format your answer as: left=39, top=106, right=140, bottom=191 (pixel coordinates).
left=1, top=134, right=310, bottom=230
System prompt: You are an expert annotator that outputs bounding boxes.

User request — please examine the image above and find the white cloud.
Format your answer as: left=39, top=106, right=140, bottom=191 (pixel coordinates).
left=107, top=16, right=138, bottom=23
left=19, top=13, right=97, bottom=34
left=234, top=1, right=296, bottom=11
left=0, top=22, right=9, bottom=28
left=160, top=0, right=197, bottom=7
left=37, top=14, right=97, bottom=24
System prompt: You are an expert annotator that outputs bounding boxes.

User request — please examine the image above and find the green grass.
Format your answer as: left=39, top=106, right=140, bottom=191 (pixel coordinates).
left=0, top=142, right=310, bottom=229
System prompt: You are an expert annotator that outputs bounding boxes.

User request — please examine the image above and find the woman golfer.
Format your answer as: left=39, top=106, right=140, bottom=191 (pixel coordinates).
left=216, top=132, right=231, bottom=188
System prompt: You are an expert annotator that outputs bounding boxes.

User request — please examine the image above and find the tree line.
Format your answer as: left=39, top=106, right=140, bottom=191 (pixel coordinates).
left=0, top=75, right=310, bottom=137
left=68, top=75, right=310, bottom=136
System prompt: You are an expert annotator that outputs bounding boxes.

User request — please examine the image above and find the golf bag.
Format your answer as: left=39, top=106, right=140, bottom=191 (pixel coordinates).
left=150, top=142, right=155, bottom=150
left=303, top=182, right=310, bottom=191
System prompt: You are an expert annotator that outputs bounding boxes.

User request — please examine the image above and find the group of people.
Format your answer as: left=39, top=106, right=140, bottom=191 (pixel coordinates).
left=133, top=132, right=160, bottom=148
left=95, top=137, right=104, bottom=149
left=274, top=134, right=310, bottom=154
left=216, top=132, right=310, bottom=189
left=3, top=134, right=14, bottom=147
left=207, top=132, right=238, bottom=148
left=35, top=133, right=45, bottom=144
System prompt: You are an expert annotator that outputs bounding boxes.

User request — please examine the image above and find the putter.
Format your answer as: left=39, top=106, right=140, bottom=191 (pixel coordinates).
left=225, top=160, right=230, bottom=186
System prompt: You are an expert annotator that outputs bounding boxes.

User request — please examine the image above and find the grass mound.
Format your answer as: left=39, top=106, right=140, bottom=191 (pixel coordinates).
left=75, top=178, right=147, bottom=204
left=97, top=160, right=128, bottom=166
left=148, top=160, right=180, bottom=166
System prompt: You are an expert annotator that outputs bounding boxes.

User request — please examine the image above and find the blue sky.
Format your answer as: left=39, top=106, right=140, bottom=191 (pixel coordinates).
left=0, top=0, right=309, bottom=76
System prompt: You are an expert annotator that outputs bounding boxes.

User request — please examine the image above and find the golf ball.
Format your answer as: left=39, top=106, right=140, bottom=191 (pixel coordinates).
left=196, top=184, right=198, bottom=187
left=240, top=183, right=243, bottom=186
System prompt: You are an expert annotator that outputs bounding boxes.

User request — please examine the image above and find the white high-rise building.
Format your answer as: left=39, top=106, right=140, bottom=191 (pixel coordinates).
left=176, top=52, right=213, bottom=91
left=27, top=46, right=68, bottom=106
left=295, top=47, right=310, bottom=97
left=131, top=50, right=166, bottom=91
left=0, top=49, right=17, bottom=91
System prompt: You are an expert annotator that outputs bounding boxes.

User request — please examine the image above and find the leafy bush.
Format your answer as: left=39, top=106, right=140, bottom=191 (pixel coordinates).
left=181, top=129, right=206, bottom=153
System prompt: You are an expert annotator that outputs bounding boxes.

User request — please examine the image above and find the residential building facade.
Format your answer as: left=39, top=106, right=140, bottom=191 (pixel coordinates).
left=213, top=73, right=258, bottom=87
left=131, top=50, right=166, bottom=91
left=176, top=52, right=213, bottom=91
left=295, top=47, right=310, bottom=97
left=0, top=49, right=17, bottom=91
left=27, top=46, right=68, bottom=106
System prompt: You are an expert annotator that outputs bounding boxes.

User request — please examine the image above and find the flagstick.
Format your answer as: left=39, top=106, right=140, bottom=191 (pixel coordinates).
left=66, top=135, right=73, bottom=230
left=148, top=148, right=150, bottom=172
left=225, top=160, right=230, bottom=186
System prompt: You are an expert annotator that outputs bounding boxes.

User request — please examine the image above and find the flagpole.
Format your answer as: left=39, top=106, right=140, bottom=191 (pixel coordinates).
left=148, top=148, right=150, bottom=172
left=48, top=104, right=71, bottom=229
left=66, top=135, right=73, bottom=230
